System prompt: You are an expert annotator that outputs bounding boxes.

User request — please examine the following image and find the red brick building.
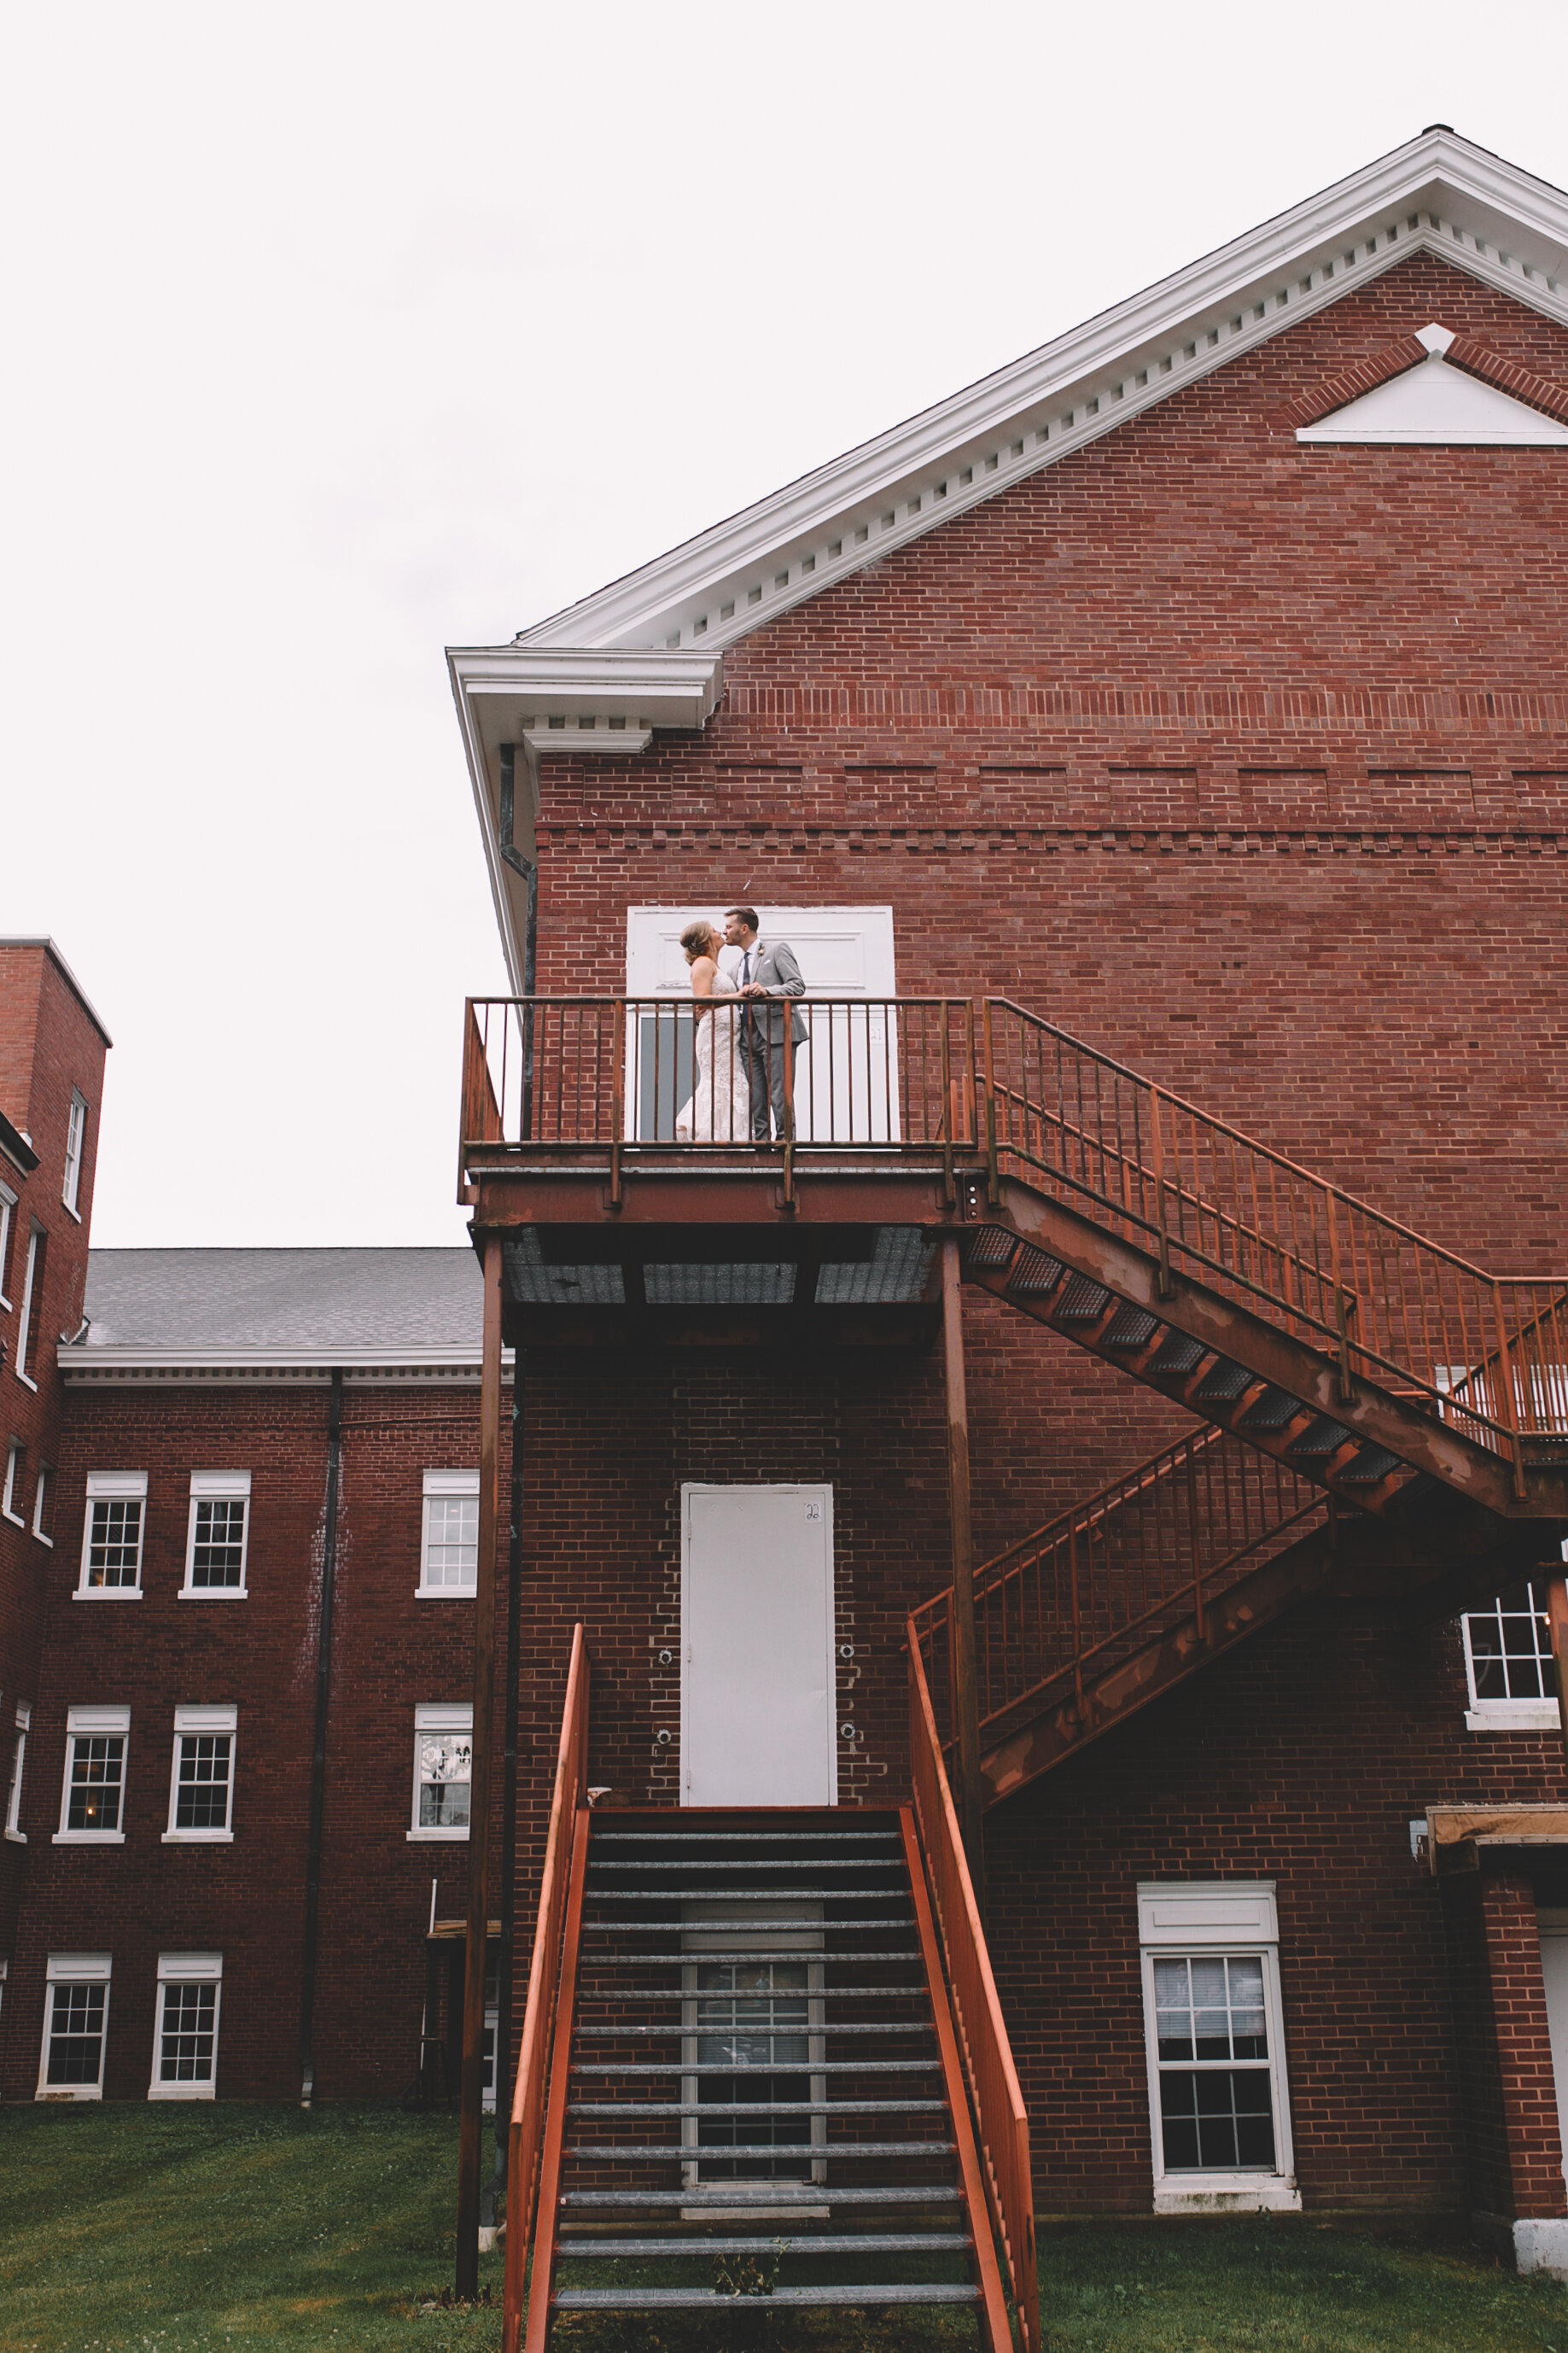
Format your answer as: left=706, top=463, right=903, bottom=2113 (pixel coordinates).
left=8, top=128, right=1568, bottom=2280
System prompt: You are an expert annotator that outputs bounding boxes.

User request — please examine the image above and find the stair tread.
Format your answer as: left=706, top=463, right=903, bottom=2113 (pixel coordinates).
left=592, top=1830, right=901, bottom=1844
left=583, top=1918, right=915, bottom=1931
left=578, top=1949, right=923, bottom=1966
left=577, top=1984, right=926, bottom=2002
left=586, top=1887, right=907, bottom=1900
left=1150, top=1333, right=1206, bottom=1372
left=1055, top=1276, right=1110, bottom=1320
left=573, top=2060, right=941, bottom=2076
left=1102, top=1306, right=1161, bottom=1348
left=1239, top=1386, right=1306, bottom=1430
left=555, top=2285, right=981, bottom=2309
left=1194, top=1357, right=1253, bottom=1400
left=569, top=2100, right=948, bottom=2117
left=1341, top=1445, right=1402, bottom=1483
left=557, top=2233, right=971, bottom=2256
left=590, top=1858, right=902, bottom=1872
left=561, top=2185, right=959, bottom=2207
left=564, top=2140, right=955, bottom=2160
left=1005, top=1246, right=1064, bottom=1295
left=1289, top=1416, right=1353, bottom=1456
left=574, top=2022, right=931, bottom=2039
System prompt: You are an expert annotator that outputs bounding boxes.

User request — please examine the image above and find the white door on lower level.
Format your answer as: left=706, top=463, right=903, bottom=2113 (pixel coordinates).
left=1539, top=1908, right=1568, bottom=2165
left=681, top=1483, right=836, bottom=1807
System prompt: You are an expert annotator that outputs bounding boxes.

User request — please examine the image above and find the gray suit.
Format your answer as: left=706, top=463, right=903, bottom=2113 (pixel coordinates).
left=737, top=938, right=807, bottom=1140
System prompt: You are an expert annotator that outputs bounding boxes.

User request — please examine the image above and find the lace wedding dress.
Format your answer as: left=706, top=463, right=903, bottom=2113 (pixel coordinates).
left=676, top=971, right=752, bottom=1141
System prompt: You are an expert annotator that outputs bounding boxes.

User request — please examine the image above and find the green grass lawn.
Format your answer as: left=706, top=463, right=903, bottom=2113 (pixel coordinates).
left=5, top=2103, right=1568, bottom=2352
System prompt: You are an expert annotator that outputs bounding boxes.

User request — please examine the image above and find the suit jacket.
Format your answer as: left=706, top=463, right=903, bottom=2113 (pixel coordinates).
left=740, top=938, right=807, bottom=1044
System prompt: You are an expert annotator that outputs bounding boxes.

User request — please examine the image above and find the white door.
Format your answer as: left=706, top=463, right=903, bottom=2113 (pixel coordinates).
left=625, top=908, right=897, bottom=1143
left=681, top=1483, right=836, bottom=1807
left=1539, top=1910, right=1568, bottom=2169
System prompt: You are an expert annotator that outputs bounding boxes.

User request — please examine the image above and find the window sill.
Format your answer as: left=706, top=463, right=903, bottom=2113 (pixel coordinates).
left=177, top=1588, right=248, bottom=1602
left=37, top=2084, right=103, bottom=2102
left=52, top=1830, right=126, bottom=1845
left=417, top=1586, right=477, bottom=1600
left=4, top=1828, right=26, bottom=1844
left=1153, top=2176, right=1301, bottom=2215
left=162, top=1829, right=234, bottom=1844
left=1, top=1509, right=25, bottom=1529
left=407, top=1827, right=470, bottom=1842
left=1466, top=1703, right=1560, bottom=1731
left=31, top=1528, right=54, bottom=1548
left=62, top=1201, right=82, bottom=1225
left=73, top=1588, right=143, bottom=1601
left=14, top=1370, right=38, bottom=1393
left=149, top=2079, right=215, bottom=2100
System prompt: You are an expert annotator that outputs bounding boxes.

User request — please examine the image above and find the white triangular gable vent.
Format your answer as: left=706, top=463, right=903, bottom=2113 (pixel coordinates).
left=1299, top=325, right=1568, bottom=443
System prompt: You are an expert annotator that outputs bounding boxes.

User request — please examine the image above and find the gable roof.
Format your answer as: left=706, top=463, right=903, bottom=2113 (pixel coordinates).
left=447, top=127, right=1568, bottom=984
left=62, top=1247, right=490, bottom=1378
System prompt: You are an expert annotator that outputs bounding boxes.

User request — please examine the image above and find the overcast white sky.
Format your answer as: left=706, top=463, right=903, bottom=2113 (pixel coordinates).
left=5, top=2, right=1566, bottom=1248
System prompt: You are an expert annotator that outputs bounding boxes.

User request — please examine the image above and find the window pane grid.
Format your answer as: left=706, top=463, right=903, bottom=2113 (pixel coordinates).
left=67, top=1737, right=125, bottom=1833
left=1466, top=1583, right=1553, bottom=1702
left=47, top=1982, right=106, bottom=2085
left=418, top=1733, right=472, bottom=1829
left=1153, top=1954, right=1276, bottom=2174
left=190, top=1498, right=246, bottom=1588
left=86, top=1498, right=143, bottom=1588
left=174, top=1735, right=232, bottom=1830
left=159, top=1982, right=217, bottom=2082
left=424, top=1498, right=478, bottom=1590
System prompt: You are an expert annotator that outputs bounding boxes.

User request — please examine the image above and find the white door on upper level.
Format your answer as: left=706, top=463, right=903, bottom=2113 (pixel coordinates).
left=680, top=1483, right=836, bottom=1807
left=625, top=907, right=896, bottom=1142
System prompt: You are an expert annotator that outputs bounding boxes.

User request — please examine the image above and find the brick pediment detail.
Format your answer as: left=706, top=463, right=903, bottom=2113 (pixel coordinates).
left=1279, top=327, right=1568, bottom=432
left=1443, top=332, right=1568, bottom=424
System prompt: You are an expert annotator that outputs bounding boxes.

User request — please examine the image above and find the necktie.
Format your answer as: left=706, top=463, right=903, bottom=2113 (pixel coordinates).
left=742, top=950, right=753, bottom=985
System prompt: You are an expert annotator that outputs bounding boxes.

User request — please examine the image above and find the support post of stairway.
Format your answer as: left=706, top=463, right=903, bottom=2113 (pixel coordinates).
left=457, top=1234, right=504, bottom=2300
left=941, top=1235, right=986, bottom=1911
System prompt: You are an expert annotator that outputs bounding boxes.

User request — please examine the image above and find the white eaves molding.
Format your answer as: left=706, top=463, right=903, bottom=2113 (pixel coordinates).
left=504, top=130, right=1568, bottom=663
left=448, top=645, right=725, bottom=736
left=59, top=1345, right=516, bottom=1383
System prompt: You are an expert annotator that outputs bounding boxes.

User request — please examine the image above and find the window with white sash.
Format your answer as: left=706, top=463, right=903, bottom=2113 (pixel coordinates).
left=62, top=1091, right=87, bottom=1216
left=79, top=1473, right=147, bottom=1597
left=0, top=1177, right=15, bottom=1307
left=2, top=1440, right=23, bottom=1527
left=420, top=1471, right=479, bottom=1594
left=182, top=1473, right=250, bottom=1597
left=56, top=1706, right=130, bottom=1842
left=38, top=1953, right=111, bottom=2099
left=409, top=1704, right=472, bottom=1839
left=1138, top=1882, right=1298, bottom=2212
left=1462, top=1581, right=1559, bottom=1731
left=165, top=1707, right=236, bottom=1842
left=15, top=1225, right=44, bottom=1386
left=149, top=1953, right=222, bottom=2099
left=5, top=1702, right=28, bottom=1840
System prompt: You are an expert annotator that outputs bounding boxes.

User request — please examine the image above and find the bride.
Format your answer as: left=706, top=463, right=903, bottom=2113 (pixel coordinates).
left=674, top=919, right=752, bottom=1141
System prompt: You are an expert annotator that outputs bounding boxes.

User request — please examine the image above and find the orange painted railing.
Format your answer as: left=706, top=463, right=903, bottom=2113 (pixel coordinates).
left=459, top=995, right=1568, bottom=1484
left=502, top=1626, right=589, bottom=2353
left=908, top=1630, right=1040, bottom=2353
left=912, top=1428, right=1326, bottom=1745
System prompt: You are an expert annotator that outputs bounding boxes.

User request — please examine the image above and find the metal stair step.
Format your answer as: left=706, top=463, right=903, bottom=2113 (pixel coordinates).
left=557, top=2233, right=971, bottom=2257
left=1193, top=1357, right=1253, bottom=1401
left=555, top=2285, right=982, bottom=2309
left=1054, top=1275, right=1111, bottom=1322
left=570, top=2101, right=947, bottom=2122
left=966, top=1229, right=1017, bottom=1269
left=587, top=1888, right=906, bottom=1901
left=1006, top=1245, right=1064, bottom=1295
left=574, top=2022, right=932, bottom=2040
left=592, top=1830, right=901, bottom=1846
left=1288, top=1415, right=1353, bottom=1457
left=589, top=1857, right=903, bottom=1872
left=1340, top=1445, right=1402, bottom=1484
left=577, top=1949, right=922, bottom=1966
left=582, top=1917, right=915, bottom=1932
left=1239, top=1386, right=1306, bottom=1431
left=564, top=2140, right=956, bottom=2161
left=560, top=2184, right=960, bottom=2208
left=1101, top=1305, right=1161, bottom=1348
left=1150, top=1332, right=1206, bottom=1373
left=573, top=2060, right=941, bottom=2077
left=577, top=1984, right=926, bottom=2003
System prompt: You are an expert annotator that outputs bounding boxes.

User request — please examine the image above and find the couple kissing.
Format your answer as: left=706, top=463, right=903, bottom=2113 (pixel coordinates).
left=674, top=906, right=806, bottom=1144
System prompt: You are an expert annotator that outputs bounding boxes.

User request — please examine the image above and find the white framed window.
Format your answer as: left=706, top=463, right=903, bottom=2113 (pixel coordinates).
left=1462, top=1579, right=1560, bottom=1731
left=180, top=1473, right=251, bottom=1597
left=164, top=1707, right=236, bottom=1842
left=0, top=1176, right=15, bottom=1308
left=15, top=1225, right=44, bottom=1387
left=5, top=1702, right=29, bottom=1841
left=420, top=1471, right=480, bottom=1595
left=409, top=1703, right=472, bottom=1840
left=38, top=1953, right=112, bottom=2099
left=2, top=1440, right=24, bottom=1527
left=1138, top=1882, right=1298, bottom=2213
left=62, top=1089, right=86, bottom=1217
left=77, top=1472, right=148, bottom=1597
left=149, top=1953, right=222, bottom=2099
left=55, top=1705, right=130, bottom=1843
left=32, top=1463, right=54, bottom=1546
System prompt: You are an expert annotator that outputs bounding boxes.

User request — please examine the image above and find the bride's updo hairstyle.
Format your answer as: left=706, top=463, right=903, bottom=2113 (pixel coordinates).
left=679, top=920, right=719, bottom=961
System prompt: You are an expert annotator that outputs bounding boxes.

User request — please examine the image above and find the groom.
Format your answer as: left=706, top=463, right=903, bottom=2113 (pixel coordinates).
left=725, top=907, right=807, bottom=1142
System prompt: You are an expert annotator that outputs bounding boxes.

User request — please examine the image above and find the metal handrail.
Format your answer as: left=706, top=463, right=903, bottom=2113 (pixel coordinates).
left=911, top=1430, right=1326, bottom=1745
left=908, top=1630, right=1040, bottom=2353
left=503, top=1626, right=589, bottom=2353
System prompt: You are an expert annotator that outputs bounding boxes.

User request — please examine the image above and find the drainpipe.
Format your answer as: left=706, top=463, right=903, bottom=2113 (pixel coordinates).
left=299, top=1367, right=344, bottom=2107
left=498, top=744, right=539, bottom=1130
left=484, top=1357, right=525, bottom=2232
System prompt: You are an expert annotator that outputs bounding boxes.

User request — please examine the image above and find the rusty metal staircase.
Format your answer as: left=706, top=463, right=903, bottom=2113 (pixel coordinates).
left=504, top=1636, right=1039, bottom=2353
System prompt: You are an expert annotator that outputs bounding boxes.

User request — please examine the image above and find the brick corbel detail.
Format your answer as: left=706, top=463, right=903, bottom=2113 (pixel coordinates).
left=1443, top=333, right=1568, bottom=426
left=1274, top=334, right=1429, bottom=430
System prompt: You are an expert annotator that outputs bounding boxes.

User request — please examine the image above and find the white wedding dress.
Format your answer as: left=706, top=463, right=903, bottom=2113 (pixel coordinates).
left=676, top=971, right=753, bottom=1141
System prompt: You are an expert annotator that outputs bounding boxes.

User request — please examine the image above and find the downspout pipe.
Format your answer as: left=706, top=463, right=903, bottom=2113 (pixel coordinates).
left=483, top=1356, right=525, bottom=2232
left=299, top=1366, right=344, bottom=2107
left=498, top=744, right=539, bottom=1133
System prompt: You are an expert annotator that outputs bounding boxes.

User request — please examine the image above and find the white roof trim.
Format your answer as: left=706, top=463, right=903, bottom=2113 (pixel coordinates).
left=61, top=1345, right=512, bottom=1375
left=504, top=130, right=1568, bottom=662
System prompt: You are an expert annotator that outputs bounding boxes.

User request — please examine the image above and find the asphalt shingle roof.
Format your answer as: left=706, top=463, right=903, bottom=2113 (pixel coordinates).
left=74, top=1247, right=483, bottom=1361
